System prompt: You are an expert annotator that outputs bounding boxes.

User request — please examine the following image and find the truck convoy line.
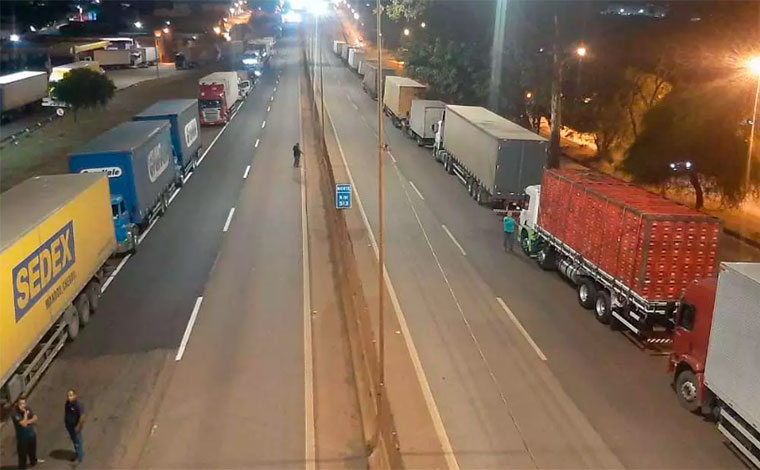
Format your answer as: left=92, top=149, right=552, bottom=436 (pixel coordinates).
left=383, top=76, right=426, bottom=129
left=331, top=40, right=760, bottom=468
left=1, top=174, right=116, bottom=404
left=199, top=72, right=241, bottom=125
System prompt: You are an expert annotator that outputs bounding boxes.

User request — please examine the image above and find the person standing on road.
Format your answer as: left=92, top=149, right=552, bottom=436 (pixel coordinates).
left=503, top=214, right=516, bottom=252
left=12, top=397, right=42, bottom=469
left=292, top=142, right=304, bottom=168
left=64, top=389, right=86, bottom=464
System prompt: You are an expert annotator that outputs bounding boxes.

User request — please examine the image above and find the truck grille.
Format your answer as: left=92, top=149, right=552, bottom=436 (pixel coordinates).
left=203, top=110, right=220, bottom=122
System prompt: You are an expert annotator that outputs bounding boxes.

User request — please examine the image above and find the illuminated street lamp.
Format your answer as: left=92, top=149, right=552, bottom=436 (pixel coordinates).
left=576, top=45, right=587, bottom=58
left=165, top=20, right=171, bottom=25
left=162, top=27, right=170, bottom=34
left=354, top=12, right=360, bottom=20
left=229, top=7, right=235, bottom=13
left=134, top=21, right=143, bottom=29
left=420, top=22, right=426, bottom=28
left=403, top=28, right=410, bottom=36
left=213, top=26, right=222, bottom=35
left=525, top=91, right=533, bottom=99
left=9, top=33, right=20, bottom=42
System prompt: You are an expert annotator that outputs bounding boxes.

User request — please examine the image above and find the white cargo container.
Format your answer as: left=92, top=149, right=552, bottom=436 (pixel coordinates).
left=348, top=48, right=364, bottom=70
left=383, top=76, right=426, bottom=128
left=333, top=40, right=346, bottom=56
left=94, top=49, right=141, bottom=68
left=704, top=263, right=760, bottom=468
left=407, top=99, right=445, bottom=146
left=0, top=71, right=48, bottom=116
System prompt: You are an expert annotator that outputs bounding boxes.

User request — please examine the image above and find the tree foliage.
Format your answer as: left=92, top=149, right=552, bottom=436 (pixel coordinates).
left=383, top=0, right=428, bottom=21
left=52, top=69, right=116, bottom=118
left=623, top=82, right=759, bottom=209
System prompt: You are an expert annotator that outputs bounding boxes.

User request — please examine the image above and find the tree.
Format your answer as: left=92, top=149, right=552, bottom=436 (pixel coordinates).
left=52, top=69, right=116, bottom=119
left=623, top=82, right=759, bottom=209
left=384, top=0, right=428, bottom=21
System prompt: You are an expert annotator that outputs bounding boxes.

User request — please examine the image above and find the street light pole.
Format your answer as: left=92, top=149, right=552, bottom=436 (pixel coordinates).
left=746, top=72, right=760, bottom=191
left=154, top=34, right=160, bottom=79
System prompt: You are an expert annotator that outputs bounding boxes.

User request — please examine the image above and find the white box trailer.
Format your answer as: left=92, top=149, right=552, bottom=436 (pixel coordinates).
left=383, top=76, right=426, bottom=128
left=704, top=262, right=760, bottom=468
left=139, top=46, right=158, bottom=65
left=94, top=49, right=141, bottom=68
left=361, top=61, right=396, bottom=100
left=348, top=48, right=364, bottom=70
left=408, top=99, right=445, bottom=146
left=436, top=105, right=547, bottom=207
left=0, top=71, right=48, bottom=116
left=333, top=40, right=346, bottom=56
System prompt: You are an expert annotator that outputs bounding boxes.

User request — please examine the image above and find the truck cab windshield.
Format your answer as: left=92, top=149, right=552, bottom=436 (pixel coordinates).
left=199, top=100, right=222, bottom=109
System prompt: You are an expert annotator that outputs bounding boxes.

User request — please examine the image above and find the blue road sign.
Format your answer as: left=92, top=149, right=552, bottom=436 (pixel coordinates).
left=336, top=183, right=352, bottom=209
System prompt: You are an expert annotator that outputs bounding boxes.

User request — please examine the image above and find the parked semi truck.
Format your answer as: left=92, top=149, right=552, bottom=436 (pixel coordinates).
left=341, top=44, right=353, bottom=62
left=69, top=120, right=177, bottom=253
left=407, top=100, right=445, bottom=146
left=435, top=105, right=547, bottom=206
left=361, top=61, right=396, bottom=100
left=348, top=48, right=364, bottom=71
left=198, top=72, right=239, bottom=125
left=519, top=169, right=721, bottom=341
left=0, top=71, right=48, bottom=121
left=669, top=262, right=760, bottom=468
left=383, top=76, right=426, bottom=129
left=43, top=61, right=103, bottom=112
left=0, top=173, right=116, bottom=404
left=133, top=99, right=202, bottom=183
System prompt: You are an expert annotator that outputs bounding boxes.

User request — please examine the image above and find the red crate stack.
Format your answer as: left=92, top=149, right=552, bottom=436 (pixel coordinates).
left=537, top=169, right=720, bottom=303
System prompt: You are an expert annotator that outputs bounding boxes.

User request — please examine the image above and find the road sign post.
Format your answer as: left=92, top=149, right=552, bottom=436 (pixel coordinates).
left=336, top=183, right=351, bottom=209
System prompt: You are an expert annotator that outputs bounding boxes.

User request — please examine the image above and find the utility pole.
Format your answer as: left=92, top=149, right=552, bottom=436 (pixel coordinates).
left=488, top=0, right=507, bottom=111
left=368, top=0, right=385, bottom=456
left=548, top=12, right=561, bottom=169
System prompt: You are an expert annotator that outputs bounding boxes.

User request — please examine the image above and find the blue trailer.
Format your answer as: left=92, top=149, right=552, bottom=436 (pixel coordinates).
left=68, top=120, right=177, bottom=253
left=133, top=99, right=202, bottom=183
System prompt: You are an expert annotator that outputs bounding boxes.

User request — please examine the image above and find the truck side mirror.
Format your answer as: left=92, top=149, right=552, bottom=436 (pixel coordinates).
left=676, top=303, right=696, bottom=331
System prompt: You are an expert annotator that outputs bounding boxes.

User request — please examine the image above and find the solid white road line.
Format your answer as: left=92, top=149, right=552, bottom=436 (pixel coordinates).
left=261, top=120, right=267, bottom=129
left=441, top=224, right=466, bottom=256
left=496, top=297, right=547, bottom=361
left=255, top=138, right=260, bottom=148
left=243, top=165, right=251, bottom=179
left=100, top=254, right=131, bottom=293
left=325, top=101, right=460, bottom=470
left=299, top=76, right=316, bottom=470
left=175, top=296, right=203, bottom=361
left=138, top=218, right=158, bottom=244
left=409, top=180, right=424, bottom=200
left=168, top=187, right=181, bottom=205
left=222, top=207, right=235, bottom=232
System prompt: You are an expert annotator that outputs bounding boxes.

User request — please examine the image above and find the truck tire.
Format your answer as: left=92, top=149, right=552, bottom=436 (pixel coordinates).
left=675, top=370, right=701, bottom=413
left=86, top=281, right=101, bottom=312
left=537, top=247, right=556, bottom=270
left=129, top=228, right=139, bottom=254
left=65, top=305, right=80, bottom=341
left=594, top=290, right=612, bottom=325
left=577, top=278, right=597, bottom=309
left=416, top=136, right=423, bottom=147
left=75, top=294, right=91, bottom=326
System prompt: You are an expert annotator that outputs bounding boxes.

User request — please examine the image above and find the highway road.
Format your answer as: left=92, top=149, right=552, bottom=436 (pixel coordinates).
left=0, top=31, right=317, bottom=469
left=315, top=18, right=748, bottom=469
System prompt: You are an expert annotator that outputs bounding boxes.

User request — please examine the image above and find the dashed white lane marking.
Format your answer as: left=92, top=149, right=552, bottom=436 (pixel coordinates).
left=138, top=218, right=157, bottom=244
left=409, top=181, right=424, bottom=201
left=168, top=187, right=181, bottom=205
left=175, top=296, right=204, bottom=361
left=101, top=255, right=131, bottom=293
left=267, top=105, right=271, bottom=112
left=496, top=297, right=547, bottom=361
left=255, top=138, right=260, bottom=148
left=223, top=207, right=236, bottom=232
left=261, top=120, right=267, bottom=129
left=388, top=151, right=397, bottom=164
left=243, top=165, right=251, bottom=179
left=441, top=224, right=466, bottom=256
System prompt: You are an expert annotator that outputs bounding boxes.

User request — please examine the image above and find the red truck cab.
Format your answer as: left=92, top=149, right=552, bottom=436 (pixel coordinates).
left=669, top=277, right=717, bottom=414
left=199, top=83, right=229, bottom=125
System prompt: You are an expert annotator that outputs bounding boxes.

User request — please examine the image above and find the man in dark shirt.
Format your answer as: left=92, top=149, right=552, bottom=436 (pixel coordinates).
left=64, top=389, right=86, bottom=464
left=292, top=142, right=304, bottom=168
left=11, top=397, right=40, bottom=469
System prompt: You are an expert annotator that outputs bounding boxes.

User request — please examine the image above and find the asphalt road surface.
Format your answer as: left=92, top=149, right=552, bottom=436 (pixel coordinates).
left=137, top=35, right=307, bottom=468
left=0, top=34, right=308, bottom=470
left=316, top=18, right=747, bottom=469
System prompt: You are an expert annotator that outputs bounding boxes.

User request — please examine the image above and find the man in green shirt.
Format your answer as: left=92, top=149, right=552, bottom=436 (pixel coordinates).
left=503, top=214, right=516, bottom=252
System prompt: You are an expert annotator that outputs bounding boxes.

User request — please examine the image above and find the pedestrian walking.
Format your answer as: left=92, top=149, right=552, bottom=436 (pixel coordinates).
left=503, top=213, right=516, bottom=252
left=64, top=389, right=86, bottom=464
left=292, top=142, right=304, bottom=168
left=12, top=397, right=42, bottom=469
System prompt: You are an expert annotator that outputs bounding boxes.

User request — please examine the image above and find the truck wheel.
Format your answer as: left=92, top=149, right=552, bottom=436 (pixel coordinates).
left=75, top=294, right=91, bottom=326
left=537, top=247, right=556, bottom=271
left=594, top=291, right=612, bottom=325
left=446, top=158, right=455, bottom=175
left=577, top=279, right=597, bottom=310
left=86, top=281, right=101, bottom=312
left=675, top=370, right=701, bottom=413
left=65, top=306, right=80, bottom=341
left=416, top=136, right=423, bottom=147
left=129, top=228, right=139, bottom=254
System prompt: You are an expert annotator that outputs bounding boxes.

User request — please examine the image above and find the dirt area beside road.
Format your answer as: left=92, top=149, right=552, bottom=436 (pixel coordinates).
left=1, top=68, right=209, bottom=192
